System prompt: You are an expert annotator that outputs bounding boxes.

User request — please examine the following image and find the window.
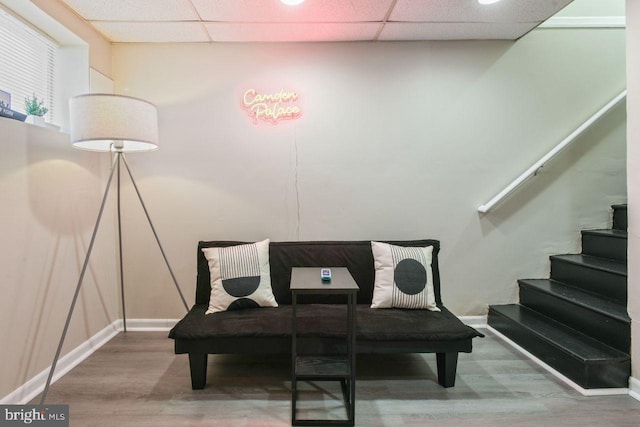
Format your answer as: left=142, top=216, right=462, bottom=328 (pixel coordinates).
left=0, top=7, right=57, bottom=123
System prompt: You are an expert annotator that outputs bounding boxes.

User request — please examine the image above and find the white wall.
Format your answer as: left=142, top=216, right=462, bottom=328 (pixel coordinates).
left=626, top=0, right=640, bottom=383
left=557, top=0, right=625, bottom=16
left=0, top=119, right=119, bottom=401
left=111, top=27, right=626, bottom=319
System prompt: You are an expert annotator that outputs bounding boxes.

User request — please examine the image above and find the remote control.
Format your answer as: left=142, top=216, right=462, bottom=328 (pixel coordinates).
left=320, top=268, right=332, bottom=281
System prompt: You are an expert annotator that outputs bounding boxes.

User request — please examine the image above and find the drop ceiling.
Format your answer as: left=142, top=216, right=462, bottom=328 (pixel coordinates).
left=60, top=0, right=574, bottom=43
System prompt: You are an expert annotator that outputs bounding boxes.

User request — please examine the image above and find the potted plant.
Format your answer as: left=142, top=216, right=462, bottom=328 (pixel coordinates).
left=24, top=94, right=48, bottom=126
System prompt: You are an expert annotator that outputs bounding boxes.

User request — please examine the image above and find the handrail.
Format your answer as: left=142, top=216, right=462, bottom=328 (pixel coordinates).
left=477, top=90, right=627, bottom=214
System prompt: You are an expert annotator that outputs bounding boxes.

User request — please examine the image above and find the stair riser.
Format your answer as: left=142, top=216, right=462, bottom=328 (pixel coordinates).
left=613, top=207, right=627, bottom=231
left=550, top=260, right=627, bottom=304
left=582, top=234, right=627, bottom=262
left=519, top=285, right=630, bottom=353
left=488, top=308, right=630, bottom=388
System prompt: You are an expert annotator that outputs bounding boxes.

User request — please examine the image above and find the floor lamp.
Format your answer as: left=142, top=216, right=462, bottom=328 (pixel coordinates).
left=40, top=94, right=189, bottom=404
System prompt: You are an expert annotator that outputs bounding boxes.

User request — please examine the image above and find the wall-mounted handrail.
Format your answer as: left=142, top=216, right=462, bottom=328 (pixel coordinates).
left=477, top=90, right=627, bottom=214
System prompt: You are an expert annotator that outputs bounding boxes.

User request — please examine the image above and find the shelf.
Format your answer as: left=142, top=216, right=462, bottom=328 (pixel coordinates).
left=295, top=356, right=351, bottom=378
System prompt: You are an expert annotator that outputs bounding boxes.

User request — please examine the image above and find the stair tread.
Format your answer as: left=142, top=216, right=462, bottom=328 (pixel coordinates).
left=518, top=279, right=630, bottom=322
left=581, top=229, right=627, bottom=239
left=490, top=304, right=629, bottom=362
left=551, top=254, right=627, bottom=276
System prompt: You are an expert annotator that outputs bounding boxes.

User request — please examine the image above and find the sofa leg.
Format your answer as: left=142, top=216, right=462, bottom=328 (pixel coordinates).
left=189, top=353, right=208, bottom=390
left=436, top=352, right=458, bottom=388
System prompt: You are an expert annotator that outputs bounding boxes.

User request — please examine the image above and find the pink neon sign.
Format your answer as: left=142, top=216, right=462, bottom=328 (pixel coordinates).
left=241, top=89, right=302, bottom=124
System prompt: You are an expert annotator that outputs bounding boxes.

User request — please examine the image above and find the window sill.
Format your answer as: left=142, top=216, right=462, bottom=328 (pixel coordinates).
left=1, top=115, right=67, bottom=135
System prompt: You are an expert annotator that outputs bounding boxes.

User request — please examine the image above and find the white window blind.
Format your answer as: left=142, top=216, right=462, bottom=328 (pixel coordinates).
left=0, top=7, right=57, bottom=123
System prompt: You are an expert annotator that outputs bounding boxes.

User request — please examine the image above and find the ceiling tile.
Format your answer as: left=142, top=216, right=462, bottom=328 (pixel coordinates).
left=193, top=0, right=394, bottom=23
left=378, top=22, right=541, bottom=41
left=61, top=0, right=199, bottom=21
left=92, top=22, right=209, bottom=43
left=205, top=22, right=381, bottom=42
left=389, top=0, right=573, bottom=23
left=57, top=0, right=572, bottom=42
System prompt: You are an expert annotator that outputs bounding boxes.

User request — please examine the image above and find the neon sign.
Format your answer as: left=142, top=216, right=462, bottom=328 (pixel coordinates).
left=241, top=89, right=302, bottom=124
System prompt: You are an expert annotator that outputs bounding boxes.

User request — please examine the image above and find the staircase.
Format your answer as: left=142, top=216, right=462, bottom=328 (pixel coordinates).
left=488, top=204, right=631, bottom=389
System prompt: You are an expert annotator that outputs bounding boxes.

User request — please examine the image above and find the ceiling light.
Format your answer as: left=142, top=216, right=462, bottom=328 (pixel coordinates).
left=478, top=0, right=502, bottom=4
left=281, top=0, right=305, bottom=5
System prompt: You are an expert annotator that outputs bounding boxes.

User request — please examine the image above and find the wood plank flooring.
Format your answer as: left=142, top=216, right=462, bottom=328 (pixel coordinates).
left=33, top=330, right=640, bottom=426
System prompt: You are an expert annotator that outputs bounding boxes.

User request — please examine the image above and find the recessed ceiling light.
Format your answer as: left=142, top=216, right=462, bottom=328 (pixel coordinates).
left=281, top=0, right=305, bottom=5
left=478, top=0, right=502, bottom=4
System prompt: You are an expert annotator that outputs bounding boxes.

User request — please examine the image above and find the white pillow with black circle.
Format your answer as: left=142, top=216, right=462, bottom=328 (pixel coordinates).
left=371, top=241, right=440, bottom=311
left=202, top=239, right=277, bottom=314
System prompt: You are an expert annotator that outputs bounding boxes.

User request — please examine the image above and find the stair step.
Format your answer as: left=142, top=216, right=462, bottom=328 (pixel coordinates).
left=518, top=279, right=630, bottom=352
left=612, top=204, right=627, bottom=231
left=488, top=304, right=630, bottom=389
left=581, top=229, right=627, bottom=262
left=550, top=254, right=627, bottom=303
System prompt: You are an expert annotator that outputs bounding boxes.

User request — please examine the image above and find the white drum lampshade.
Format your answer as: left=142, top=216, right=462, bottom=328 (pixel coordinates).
left=69, top=94, right=159, bottom=152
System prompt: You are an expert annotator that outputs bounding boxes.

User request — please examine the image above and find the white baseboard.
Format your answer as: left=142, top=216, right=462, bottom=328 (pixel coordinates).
left=630, top=377, right=640, bottom=402
left=487, top=326, right=629, bottom=397
left=0, top=320, right=120, bottom=405
left=459, top=315, right=487, bottom=329
left=117, top=318, right=179, bottom=331
left=0, top=318, right=180, bottom=404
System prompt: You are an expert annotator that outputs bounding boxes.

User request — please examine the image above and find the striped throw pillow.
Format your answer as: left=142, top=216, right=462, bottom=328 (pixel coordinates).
left=202, top=239, right=277, bottom=313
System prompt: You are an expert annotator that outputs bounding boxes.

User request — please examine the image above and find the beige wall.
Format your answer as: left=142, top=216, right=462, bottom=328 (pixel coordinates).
left=626, top=0, right=639, bottom=381
left=111, top=28, right=626, bottom=319
left=0, top=119, right=119, bottom=401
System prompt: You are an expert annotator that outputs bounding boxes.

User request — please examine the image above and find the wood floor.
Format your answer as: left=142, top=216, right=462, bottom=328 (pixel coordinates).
left=34, top=330, right=640, bottom=426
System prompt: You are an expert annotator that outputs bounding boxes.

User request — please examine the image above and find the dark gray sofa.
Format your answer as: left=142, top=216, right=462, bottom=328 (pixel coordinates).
left=169, top=239, right=483, bottom=390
